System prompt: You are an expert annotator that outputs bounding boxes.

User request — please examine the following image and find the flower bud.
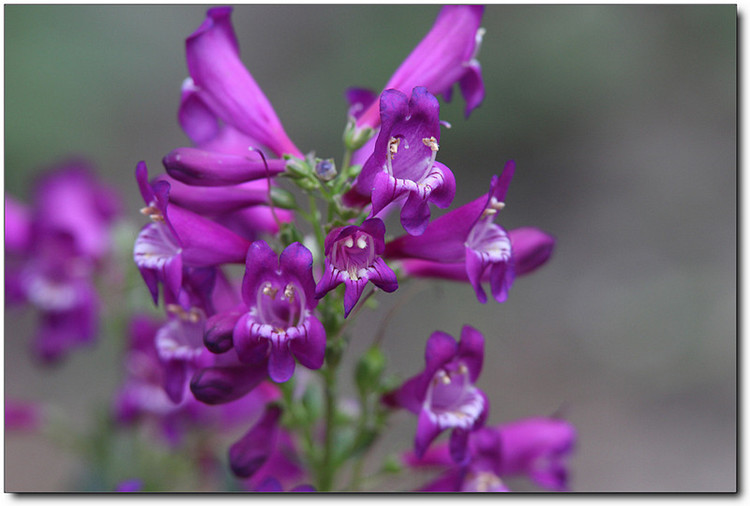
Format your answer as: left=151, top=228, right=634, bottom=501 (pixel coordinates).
left=355, top=346, right=386, bottom=395
left=343, top=118, right=375, bottom=151
left=314, top=158, right=337, bottom=181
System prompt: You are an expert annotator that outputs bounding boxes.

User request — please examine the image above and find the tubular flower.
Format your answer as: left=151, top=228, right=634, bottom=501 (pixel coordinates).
left=133, top=161, right=252, bottom=305
left=315, top=218, right=398, bottom=317
left=353, top=87, right=456, bottom=236
left=356, top=5, right=486, bottom=128
left=385, top=326, right=488, bottom=462
left=182, top=6, right=302, bottom=159
left=385, top=161, right=555, bottom=303
left=233, top=241, right=326, bottom=383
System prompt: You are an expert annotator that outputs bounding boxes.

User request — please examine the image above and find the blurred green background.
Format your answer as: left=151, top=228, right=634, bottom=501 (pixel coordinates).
left=5, top=4, right=736, bottom=492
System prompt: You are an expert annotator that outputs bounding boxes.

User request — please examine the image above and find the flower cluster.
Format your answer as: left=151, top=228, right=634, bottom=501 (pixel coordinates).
left=120, top=4, right=571, bottom=492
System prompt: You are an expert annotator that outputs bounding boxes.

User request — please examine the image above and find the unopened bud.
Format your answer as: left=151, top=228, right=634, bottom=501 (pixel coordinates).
left=355, top=347, right=386, bottom=395
left=284, top=156, right=312, bottom=178
left=315, top=158, right=337, bottom=181
left=344, top=119, right=375, bottom=151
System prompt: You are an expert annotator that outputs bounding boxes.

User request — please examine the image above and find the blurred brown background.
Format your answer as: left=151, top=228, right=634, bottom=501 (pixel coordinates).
left=5, top=4, right=736, bottom=492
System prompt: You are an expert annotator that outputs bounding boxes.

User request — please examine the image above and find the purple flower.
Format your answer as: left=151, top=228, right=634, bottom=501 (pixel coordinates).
left=230, top=405, right=308, bottom=490
left=233, top=241, right=326, bottom=383
left=133, top=161, right=252, bottom=305
left=5, top=161, right=121, bottom=363
left=254, top=477, right=315, bottom=493
left=357, top=5, right=485, bottom=128
left=496, top=417, right=577, bottom=491
left=182, top=6, right=302, bottom=158
left=315, top=218, right=398, bottom=317
left=385, top=326, right=488, bottom=462
left=163, top=147, right=287, bottom=187
left=385, top=161, right=555, bottom=303
left=353, top=87, right=456, bottom=236
left=405, top=417, right=576, bottom=492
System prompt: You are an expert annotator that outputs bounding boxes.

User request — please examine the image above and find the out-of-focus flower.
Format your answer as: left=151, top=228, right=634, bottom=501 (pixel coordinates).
left=356, top=5, right=486, bottom=128
left=385, top=326, right=488, bottom=462
left=4, top=160, right=121, bottom=362
left=114, top=479, right=144, bottom=492
left=232, top=241, right=326, bottom=383
left=5, top=399, right=43, bottom=432
left=253, top=477, right=315, bottom=492
left=353, top=87, right=456, bottom=236
left=180, top=6, right=302, bottom=159
left=229, top=404, right=308, bottom=490
left=404, top=417, right=576, bottom=492
left=385, top=161, right=555, bottom=303
left=315, top=218, right=397, bottom=317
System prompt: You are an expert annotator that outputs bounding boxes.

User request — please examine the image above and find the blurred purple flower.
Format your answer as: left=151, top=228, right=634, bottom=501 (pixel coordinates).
left=5, top=399, right=43, bottom=432
left=386, top=161, right=555, bottom=303
left=385, top=326, right=488, bottom=462
left=315, top=218, right=397, bottom=317
left=5, top=160, right=121, bottom=362
left=233, top=241, right=326, bottom=383
left=356, top=5, right=486, bottom=128
left=353, top=87, right=456, bottom=236
left=405, top=417, right=576, bottom=492
left=114, top=479, right=144, bottom=492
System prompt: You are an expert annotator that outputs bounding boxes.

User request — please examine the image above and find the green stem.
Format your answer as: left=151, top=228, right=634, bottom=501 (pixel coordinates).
left=318, top=362, right=338, bottom=491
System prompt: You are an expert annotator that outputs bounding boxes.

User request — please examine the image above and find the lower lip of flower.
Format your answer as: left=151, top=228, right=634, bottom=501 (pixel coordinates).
left=331, top=232, right=376, bottom=281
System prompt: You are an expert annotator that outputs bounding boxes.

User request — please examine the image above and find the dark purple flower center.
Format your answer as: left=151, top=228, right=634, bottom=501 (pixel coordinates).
left=424, top=361, right=484, bottom=430
left=331, top=231, right=376, bottom=280
left=255, top=281, right=305, bottom=331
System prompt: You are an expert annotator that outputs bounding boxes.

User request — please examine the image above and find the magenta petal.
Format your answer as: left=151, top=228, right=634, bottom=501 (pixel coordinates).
left=167, top=205, right=251, bottom=265
left=314, top=262, right=342, bottom=300
left=465, top=247, right=488, bottom=304
left=233, top=313, right=269, bottom=365
left=343, top=277, right=368, bottom=317
left=370, top=170, right=402, bottom=218
left=415, top=409, right=443, bottom=459
left=289, top=317, right=326, bottom=371
left=278, top=242, right=316, bottom=306
left=509, top=227, right=555, bottom=276
left=449, top=428, right=470, bottom=465
left=179, top=80, right=220, bottom=145
left=385, top=374, right=423, bottom=414
left=190, top=363, right=267, bottom=405
left=186, top=7, right=301, bottom=158
left=5, top=196, right=30, bottom=253
left=155, top=175, right=269, bottom=215
left=368, top=258, right=398, bottom=293
left=424, top=331, right=459, bottom=372
left=429, top=162, right=456, bottom=209
left=489, top=261, right=514, bottom=304
left=162, top=359, right=187, bottom=404
left=493, top=160, right=516, bottom=203
left=204, top=307, right=243, bottom=353
left=459, top=62, right=485, bottom=118
left=268, top=344, right=295, bottom=383
left=400, top=192, right=431, bottom=236
left=163, top=147, right=286, bottom=187
left=241, top=241, right=279, bottom=304
left=229, top=405, right=281, bottom=478
left=457, top=325, right=484, bottom=383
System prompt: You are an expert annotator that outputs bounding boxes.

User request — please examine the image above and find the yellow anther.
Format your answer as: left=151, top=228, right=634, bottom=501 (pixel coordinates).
left=283, top=284, right=295, bottom=302
left=389, top=137, right=401, bottom=158
left=262, top=283, right=278, bottom=298
left=140, top=205, right=165, bottom=223
left=422, top=136, right=439, bottom=152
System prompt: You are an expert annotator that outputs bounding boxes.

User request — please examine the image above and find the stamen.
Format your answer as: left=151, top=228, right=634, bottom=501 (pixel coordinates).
left=140, top=205, right=165, bottom=223
left=389, top=137, right=400, bottom=159
left=262, top=283, right=278, bottom=298
left=356, top=236, right=367, bottom=249
left=344, top=237, right=354, bottom=248
left=283, top=284, right=295, bottom=303
left=422, top=137, right=439, bottom=152
left=458, top=363, right=469, bottom=375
